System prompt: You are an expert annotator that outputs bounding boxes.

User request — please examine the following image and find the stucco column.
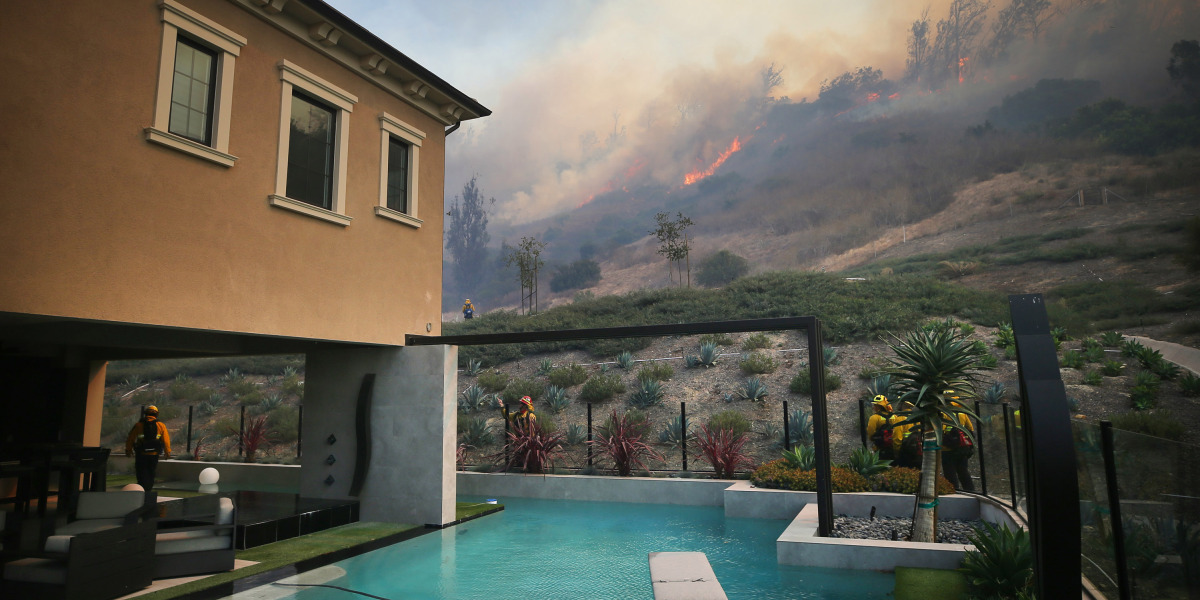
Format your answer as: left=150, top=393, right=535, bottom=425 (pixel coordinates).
left=302, top=344, right=457, bottom=527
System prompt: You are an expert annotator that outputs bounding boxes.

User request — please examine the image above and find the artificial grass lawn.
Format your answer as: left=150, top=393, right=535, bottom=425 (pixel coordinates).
left=130, top=502, right=501, bottom=600
left=893, top=566, right=968, bottom=600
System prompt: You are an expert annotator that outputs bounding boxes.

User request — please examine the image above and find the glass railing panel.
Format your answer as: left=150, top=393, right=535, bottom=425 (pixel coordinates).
left=1073, top=419, right=1120, bottom=598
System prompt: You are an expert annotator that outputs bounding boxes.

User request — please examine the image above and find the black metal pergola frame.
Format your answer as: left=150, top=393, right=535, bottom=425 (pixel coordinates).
left=407, top=316, right=836, bottom=536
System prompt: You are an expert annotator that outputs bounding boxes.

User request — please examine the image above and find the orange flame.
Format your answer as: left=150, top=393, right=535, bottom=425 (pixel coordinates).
left=866, top=93, right=880, bottom=102
left=958, top=57, right=970, bottom=84
left=683, top=137, right=741, bottom=186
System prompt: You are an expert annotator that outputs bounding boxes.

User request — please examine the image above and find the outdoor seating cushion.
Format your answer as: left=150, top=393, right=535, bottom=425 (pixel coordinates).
left=3, top=556, right=67, bottom=585
left=154, top=497, right=234, bottom=556
left=75, top=491, right=144, bottom=519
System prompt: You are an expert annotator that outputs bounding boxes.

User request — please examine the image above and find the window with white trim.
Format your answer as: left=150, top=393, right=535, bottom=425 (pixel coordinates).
left=375, top=113, right=425, bottom=227
left=146, top=0, right=245, bottom=167
left=269, top=61, right=357, bottom=226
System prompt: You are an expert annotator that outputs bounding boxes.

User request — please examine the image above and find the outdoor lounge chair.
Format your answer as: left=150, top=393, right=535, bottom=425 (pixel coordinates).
left=1, top=492, right=155, bottom=600
left=152, top=494, right=236, bottom=579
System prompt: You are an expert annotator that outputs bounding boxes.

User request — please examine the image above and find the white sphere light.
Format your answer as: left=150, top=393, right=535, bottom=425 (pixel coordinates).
left=122, top=483, right=144, bottom=492
left=198, top=467, right=220, bottom=485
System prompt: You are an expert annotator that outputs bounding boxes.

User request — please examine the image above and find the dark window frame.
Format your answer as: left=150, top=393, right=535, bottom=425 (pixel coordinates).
left=286, top=90, right=338, bottom=210
left=386, top=136, right=411, bottom=214
left=168, top=35, right=219, bottom=146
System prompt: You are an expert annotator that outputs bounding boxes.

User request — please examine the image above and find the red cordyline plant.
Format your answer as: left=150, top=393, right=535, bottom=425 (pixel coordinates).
left=235, top=415, right=273, bottom=463
left=490, top=421, right=565, bottom=474
left=590, top=410, right=664, bottom=476
left=456, top=443, right=470, bottom=471
left=191, top=436, right=206, bottom=461
left=694, top=425, right=754, bottom=479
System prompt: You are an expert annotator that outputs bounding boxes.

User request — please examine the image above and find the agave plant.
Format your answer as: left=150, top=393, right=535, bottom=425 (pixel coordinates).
left=823, top=346, right=841, bottom=366
left=865, top=374, right=892, bottom=399
left=1121, top=339, right=1145, bottom=358
left=565, top=423, right=588, bottom=446
left=887, top=326, right=990, bottom=543
left=693, top=425, right=753, bottom=479
left=590, top=410, right=664, bottom=476
left=697, top=341, right=720, bottom=367
left=658, top=415, right=694, bottom=448
left=492, top=421, right=566, bottom=474
left=1099, top=331, right=1125, bottom=347
left=458, top=415, right=493, bottom=447
left=994, top=323, right=1015, bottom=349
left=848, top=446, right=891, bottom=477
left=616, top=351, right=635, bottom=369
left=960, top=523, right=1034, bottom=599
left=781, top=445, right=816, bottom=470
left=536, top=358, right=554, bottom=376
left=684, top=355, right=701, bottom=369
left=627, top=379, right=666, bottom=409
left=544, top=385, right=571, bottom=413
left=282, top=365, right=298, bottom=378
left=981, top=382, right=1007, bottom=404
left=1133, top=370, right=1161, bottom=389
left=1100, top=359, right=1124, bottom=376
left=464, top=359, right=484, bottom=376
left=459, top=385, right=490, bottom=413
left=1180, top=372, right=1200, bottom=397
left=788, top=408, right=814, bottom=447
left=1060, top=350, right=1085, bottom=369
left=736, top=377, right=769, bottom=401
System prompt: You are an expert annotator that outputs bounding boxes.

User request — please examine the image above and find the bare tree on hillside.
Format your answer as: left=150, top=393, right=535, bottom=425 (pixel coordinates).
left=985, top=0, right=1055, bottom=62
left=505, top=236, right=546, bottom=315
left=651, top=212, right=694, bottom=288
left=906, top=8, right=933, bottom=84
left=930, top=0, right=992, bottom=86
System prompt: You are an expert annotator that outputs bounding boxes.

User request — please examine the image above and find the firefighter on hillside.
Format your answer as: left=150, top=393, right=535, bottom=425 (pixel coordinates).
left=499, top=396, right=537, bottom=430
left=126, top=405, right=171, bottom=491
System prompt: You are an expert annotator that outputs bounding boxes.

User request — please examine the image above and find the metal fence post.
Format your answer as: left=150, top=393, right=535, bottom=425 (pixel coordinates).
left=186, top=405, right=193, bottom=453
left=857, top=397, right=867, bottom=448
left=587, top=403, right=593, bottom=467
left=503, top=406, right=510, bottom=467
left=681, top=402, right=688, bottom=472
left=1002, top=402, right=1017, bottom=507
left=238, top=405, right=245, bottom=457
left=974, top=400, right=988, bottom=497
left=297, top=404, right=303, bottom=458
left=782, top=400, right=791, bottom=451
left=1100, top=421, right=1132, bottom=600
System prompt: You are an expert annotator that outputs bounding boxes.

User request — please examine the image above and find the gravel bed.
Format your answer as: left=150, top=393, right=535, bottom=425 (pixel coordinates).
left=831, top=515, right=983, bottom=545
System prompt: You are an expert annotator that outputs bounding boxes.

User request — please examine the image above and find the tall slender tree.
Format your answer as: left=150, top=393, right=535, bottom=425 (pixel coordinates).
left=650, top=212, right=694, bottom=287
left=505, top=237, right=546, bottom=315
left=445, top=176, right=492, bottom=290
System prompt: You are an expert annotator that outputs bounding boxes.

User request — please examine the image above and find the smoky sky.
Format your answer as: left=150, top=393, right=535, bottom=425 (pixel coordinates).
left=331, top=0, right=1200, bottom=235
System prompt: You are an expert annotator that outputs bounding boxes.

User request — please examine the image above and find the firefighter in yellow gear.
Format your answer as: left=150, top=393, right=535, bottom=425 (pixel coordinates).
left=126, top=405, right=171, bottom=491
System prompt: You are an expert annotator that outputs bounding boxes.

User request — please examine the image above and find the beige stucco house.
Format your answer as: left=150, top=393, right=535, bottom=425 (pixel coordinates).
left=0, top=0, right=488, bottom=525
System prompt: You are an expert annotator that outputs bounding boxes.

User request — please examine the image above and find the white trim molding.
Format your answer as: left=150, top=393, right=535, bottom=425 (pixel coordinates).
left=376, top=112, right=424, bottom=228
left=148, top=0, right=247, bottom=165
left=268, top=194, right=352, bottom=226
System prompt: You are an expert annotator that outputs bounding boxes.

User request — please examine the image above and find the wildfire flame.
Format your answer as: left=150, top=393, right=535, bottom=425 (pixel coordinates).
left=683, top=137, right=742, bottom=186
left=958, top=57, right=970, bottom=85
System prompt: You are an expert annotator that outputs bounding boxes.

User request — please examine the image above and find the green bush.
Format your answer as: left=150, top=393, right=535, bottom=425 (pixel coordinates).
left=1100, top=331, right=1125, bottom=346
left=268, top=406, right=300, bottom=443
left=789, top=368, right=842, bottom=394
left=1060, top=350, right=1085, bottom=369
left=696, top=249, right=749, bottom=287
left=699, top=333, right=735, bottom=346
left=1180, top=372, right=1200, bottom=397
left=1110, top=410, right=1185, bottom=440
left=750, top=460, right=868, bottom=492
left=871, top=467, right=956, bottom=495
left=1082, top=370, right=1103, bottom=386
left=547, top=363, right=589, bottom=387
left=549, top=259, right=601, bottom=292
left=579, top=373, right=625, bottom=402
left=1100, top=360, right=1124, bottom=376
left=739, top=352, right=778, bottom=375
left=635, top=362, right=674, bottom=383
left=741, top=333, right=772, bottom=351
left=961, top=523, right=1034, bottom=600
left=477, top=370, right=510, bottom=393
left=1131, top=385, right=1158, bottom=410
left=847, top=447, right=892, bottom=477
left=707, top=410, right=750, bottom=437
left=500, top=377, right=546, bottom=404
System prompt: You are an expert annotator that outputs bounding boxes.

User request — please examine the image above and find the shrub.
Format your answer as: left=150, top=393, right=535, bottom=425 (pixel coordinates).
left=477, top=370, right=510, bottom=393
left=658, top=415, right=693, bottom=448
left=254, top=393, right=284, bottom=414
left=872, top=467, right=956, bottom=495
left=741, top=333, right=772, bottom=351
left=197, top=401, right=220, bottom=416
left=696, top=249, right=749, bottom=287
left=536, top=358, right=554, bottom=376
left=1110, top=410, right=1185, bottom=440
left=591, top=409, right=663, bottom=476
left=750, top=460, right=869, bottom=492
left=635, top=362, right=674, bottom=383
left=616, top=351, right=635, bottom=369
left=579, top=373, right=625, bottom=402
left=960, top=523, right=1034, bottom=600
left=268, top=406, right=299, bottom=444
left=739, top=352, right=778, bottom=375
left=736, top=377, right=769, bottom=401
left=1122, top=339, right=1145, bottom=358
left=782, top=445, right=815, bottom=470
left=169, top=377, right=209, bottom=403
left=789, top=367, right=842, bottom=394
left=501, top=377, right=546, bottom=404
left=627, top=379, right=666, bottom=409
left=1134, top=370, right=1161, bottom=390
left=1060, top=350, right=1085, bottom=369
left=547, top=363, right=589, bottom=388
left=707, top=410, right=751, bottom=438
left=994, top=323, right=1015, bottom=349
left=549, top=259, right=601, bottom=292
left=493, top=421, right=566, bottom=474
left=544, top=385, right=571, bottom=414
left=847, top=446, right=891, bottom=477
left=458, top=416, right=493, bottom=447
left=976, top=354, right=998, bottom=369
left=699, top=333, right=734, bottom=346
left=1147, top=356, right=1181, bottom=381
left=1100, top=331, right=1124, bottom=347
left=1100, top=360, right=1124, bottom=376
left=1180, top=372, right=1200, bottom=397
left=281, top=374, right=304, bottom=398
left=1082, top=370, right=1103, bottom=386
left=1130, top=386, right=1158, bottom=410
left=693, top=425, right=753, bottom=478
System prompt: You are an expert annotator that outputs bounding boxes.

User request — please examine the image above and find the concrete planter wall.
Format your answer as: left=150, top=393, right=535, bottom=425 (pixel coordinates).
left=457, top=471, right=732, bottom=506
left=157, top=460, right=300, bottom=491
left=722, top=480, right=981, bottom=521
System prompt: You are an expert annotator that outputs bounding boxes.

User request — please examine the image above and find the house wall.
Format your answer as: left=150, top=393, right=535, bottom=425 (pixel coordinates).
left=0, top=0, right=447, bottom=346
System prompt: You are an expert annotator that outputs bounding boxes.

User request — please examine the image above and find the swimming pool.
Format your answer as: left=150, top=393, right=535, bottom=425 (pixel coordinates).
left=260, top=496, right=894, bottom=599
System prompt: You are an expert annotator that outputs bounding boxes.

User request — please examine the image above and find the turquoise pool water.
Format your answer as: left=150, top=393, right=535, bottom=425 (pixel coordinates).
left=272, top=496, right=893, bottom=599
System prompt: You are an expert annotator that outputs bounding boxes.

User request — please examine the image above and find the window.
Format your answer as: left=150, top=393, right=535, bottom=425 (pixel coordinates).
left=375, top=113, right=425, bottom=227
left=169, top=37, right=218, bottom=145
left=269, top=61, right=357, bottom=226
left=146, top=0, right=245, bottom=166
left=286, top=92, right=337, bottom=210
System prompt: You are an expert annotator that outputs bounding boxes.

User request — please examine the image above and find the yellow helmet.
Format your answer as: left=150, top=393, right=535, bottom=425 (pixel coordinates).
left=871, top=395, right=892, bottom=412
left=519, top=396, right=533, bottom=410
left=144, top=405, right=159, bottom=415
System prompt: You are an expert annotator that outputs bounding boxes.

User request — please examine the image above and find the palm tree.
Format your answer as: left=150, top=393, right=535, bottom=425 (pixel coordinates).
left=887, top=325, right=991, bottom=542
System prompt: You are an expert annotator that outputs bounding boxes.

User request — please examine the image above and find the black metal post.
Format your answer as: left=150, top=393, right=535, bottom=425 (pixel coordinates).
left=681, top=402, right=688, bottom=472
left=297, top=404, right=303, bottom=458
left=1100, top=421, right=1132, bottom=600
left=1002, top=402, right=1017, bottom=507
left=782, top=400, right=791, bottom=451
left=238, top=405, right=245, bottom=457
left=503, top=406, right=510, bottom=467
left=586, top=403, right=593, bottom=467
left=857, top=397, right=867, bottom=448
left=974, top=400, right=988, bottom=497
left=807, top=321, right=833, bottom=538
left=186, top=405, right=193, bottom=453
left=1010, top=293, right=1080, bottom=600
